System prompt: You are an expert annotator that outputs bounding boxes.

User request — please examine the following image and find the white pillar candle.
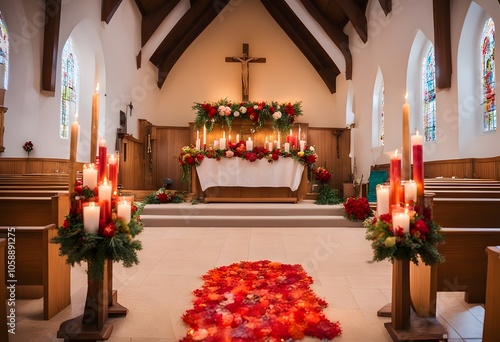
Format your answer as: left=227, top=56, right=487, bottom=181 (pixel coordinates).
left=195, top=139, right=201, bottom=150
left=117, top=200, right=131, bottom=224
left=404, top=180, right=417, bottom=205
left=83, top=202, right=100, bottom=234
left=83, top=163, right=98, bottom=190
left=196, top=130, right=199, bottom=141
left=267, top=141, right=273, bottom=151
left=214, top=140, right=219, bottom=149
left=284, top=142, right=290, bottom=153
left=246, top=137, right=253, bottom=151
left=299, top=140, right=306, bottom=152
left=298, top=125, right=301, bottom=140
left=277, top=132, right=281, bottom=147
left=219, top=137, right=226, bottom=149
left=376, top=184, right=390, bottom=215
left=203, top=126, right=207, bottom=145
left=392, top=210, right=410, bottom=233
left=236, top=134, right=240, bottom=143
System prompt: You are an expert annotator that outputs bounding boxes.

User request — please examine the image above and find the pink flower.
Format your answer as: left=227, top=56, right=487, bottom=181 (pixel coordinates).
left=225, top=150, right=234, bottom=158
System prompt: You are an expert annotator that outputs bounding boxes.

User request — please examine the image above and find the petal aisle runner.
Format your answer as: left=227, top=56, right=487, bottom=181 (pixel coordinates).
left=179, top=260, right=341, bottom=341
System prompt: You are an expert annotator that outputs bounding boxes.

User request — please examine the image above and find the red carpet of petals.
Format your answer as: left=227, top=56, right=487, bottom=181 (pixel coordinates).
left=179, top=260, right=341, bottom=341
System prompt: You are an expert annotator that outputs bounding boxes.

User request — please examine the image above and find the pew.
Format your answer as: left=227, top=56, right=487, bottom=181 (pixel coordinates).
left=0, top=193, right=69, bottom=226
left=483, top=246, right=500, bottom=341
left=0, top=224, right=71, bottom=320
left=0, top=238, right=8, bottom=341
left=432, top=198, right=500, bottom=228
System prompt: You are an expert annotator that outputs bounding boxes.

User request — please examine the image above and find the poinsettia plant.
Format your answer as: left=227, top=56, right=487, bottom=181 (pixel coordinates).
left=143, top=186, right=184, bottom=204
left=343, top=196, right=373, bottom=221
left=364, top=207, right=445, bottom=265
left=193, top=99, right=302, bottom=133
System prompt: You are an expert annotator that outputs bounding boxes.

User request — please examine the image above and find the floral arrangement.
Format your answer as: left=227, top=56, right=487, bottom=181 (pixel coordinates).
left=51, top=180, right=144, bottom=280
left=177, top=143, right=317, bottom=183
left=315, top=166, right=332, bottom=184
left=364, top=208, right=445, bottom=265
left=143, top=186, right=184, bottom=204
left=343, top=196, right=373, bottom=221
left=23, top=140, right=33, bottom=156
left=193, top=99, right=302, bottom=133
left=180, top=260, right=341, bottom=341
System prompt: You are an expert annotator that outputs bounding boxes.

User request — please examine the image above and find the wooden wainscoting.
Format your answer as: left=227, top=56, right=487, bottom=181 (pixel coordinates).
left=0, top=158, right=84, bottom=175
left=118, top=133, right=147, bottom=190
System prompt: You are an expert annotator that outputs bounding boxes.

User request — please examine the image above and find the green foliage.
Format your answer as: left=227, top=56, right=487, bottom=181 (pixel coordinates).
left=315, top=185, right=343, bottom=205
left=143, top=187, right=185, bottom=204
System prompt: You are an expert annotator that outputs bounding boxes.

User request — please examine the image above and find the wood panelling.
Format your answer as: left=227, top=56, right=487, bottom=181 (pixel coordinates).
left=0, top=158, right=83, bottom=175
left=118, top=134, right=146, bottom=190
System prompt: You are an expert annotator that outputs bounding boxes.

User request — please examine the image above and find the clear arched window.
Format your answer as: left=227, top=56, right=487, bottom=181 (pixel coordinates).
left=0, top=12, right=9, bottom=89
left=481, top=18, right=496, bottom=132
left=60, top=38, right=79, bottom=139
left=422, top=45, right=436, bottom=142
left=379, top=82, right=385, bottom=145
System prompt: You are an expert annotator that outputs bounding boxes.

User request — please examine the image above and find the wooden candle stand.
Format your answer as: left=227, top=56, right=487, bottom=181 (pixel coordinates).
left=57, top=260, right=113, bottom=342
left=107, top=258, right=128, bottom=317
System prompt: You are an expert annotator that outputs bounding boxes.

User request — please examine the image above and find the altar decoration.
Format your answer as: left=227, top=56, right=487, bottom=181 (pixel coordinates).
left=364, top=208, right=444, bottom=266
left=193, top=99, right=302, bottom=133
left=22, top=140, right=34, bottom=157
left=177, top=142, right=317, bottom=184
left=180, top=260, right=341, bottom=341
left=343, top=196, right=372, bottom=221
left=143, top=186, right=184, bottom=204
left=51, top=180, right=144, bottom=280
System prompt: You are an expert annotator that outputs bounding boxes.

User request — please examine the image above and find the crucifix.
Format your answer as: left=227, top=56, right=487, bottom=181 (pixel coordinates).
left=225, top=43, right=266, bottom=101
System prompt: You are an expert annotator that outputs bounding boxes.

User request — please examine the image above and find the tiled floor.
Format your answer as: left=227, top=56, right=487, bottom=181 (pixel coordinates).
left=10, top=226, right=484, bottom=341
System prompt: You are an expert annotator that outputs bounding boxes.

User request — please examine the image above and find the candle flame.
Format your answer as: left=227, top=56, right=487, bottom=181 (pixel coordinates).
left=90, top=202, right=95, bottom=208
left=103, top=177, right=108, bottom=185
left=95, top=83, right=100, bottom=93
left=405, top=93, right=408, bottom=101
left=394, top=149, right=398, bottom=157
left=74, top=113, right=78, bottom=122
left=416, top=130, right=420, bottom=135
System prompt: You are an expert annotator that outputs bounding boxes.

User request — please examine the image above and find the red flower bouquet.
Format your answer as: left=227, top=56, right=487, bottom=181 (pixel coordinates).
left=180, top=260, right=341, bottom=341
left=343, top=196, right=373, bottom=221
left=315, top=167, right=332, bottom=184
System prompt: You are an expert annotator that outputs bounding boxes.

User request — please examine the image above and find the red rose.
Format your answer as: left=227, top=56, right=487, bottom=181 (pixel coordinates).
left=185, top=156, right=194, bottom=165
left=196, top=153, right=204, bottom=162
left=157, top=193, right=168, bottom=203
left=272, top=153, right=279, bottom=161
left=102, top=223, right=116, bottom=238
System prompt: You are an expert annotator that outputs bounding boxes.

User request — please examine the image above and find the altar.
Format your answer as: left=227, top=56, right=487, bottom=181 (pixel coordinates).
left=192, top=158, right=309, bottom=203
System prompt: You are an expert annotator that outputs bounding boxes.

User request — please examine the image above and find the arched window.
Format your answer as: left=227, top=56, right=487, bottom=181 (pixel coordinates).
left=422, top=45, right=436, bottom=142
left=0, top=12, right=9, bottom=89
left=481, top=18, right=496, bottom=132
left=60, top=38, right=79, bottom=139
left=379, top=82, right=385, bottom=145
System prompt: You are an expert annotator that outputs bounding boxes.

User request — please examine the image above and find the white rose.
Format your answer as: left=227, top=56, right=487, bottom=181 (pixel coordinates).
left=233, top=111, right=240, bottom=117
left=240, top=106, right=247, bottom=114
left=309, top=146, right=315, bottom=151
left=272, top=111, right=282, bottom=120
left=253, top=105, right=258, bottom=110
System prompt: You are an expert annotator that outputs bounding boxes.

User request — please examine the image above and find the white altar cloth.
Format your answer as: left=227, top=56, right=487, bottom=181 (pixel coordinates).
left=196, top=158, right=305, bottom=191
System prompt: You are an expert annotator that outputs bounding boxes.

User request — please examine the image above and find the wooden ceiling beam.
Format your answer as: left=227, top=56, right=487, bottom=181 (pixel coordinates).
left=141, top=0, right=180, bottom=47
left=41, top=0, right=61, bottom=94
left=299, top=0, right=352, bottom=80
left=378, top=0, right=392, bottom=16
left=102, top=0, right=123, bottom=24
left=260, top=0, right=339, bottom=93
left=433, top=0, right=452, bottom=89
left=336, top=0, right=368, bottom=43
left=150, top=0, right=231, bottom=88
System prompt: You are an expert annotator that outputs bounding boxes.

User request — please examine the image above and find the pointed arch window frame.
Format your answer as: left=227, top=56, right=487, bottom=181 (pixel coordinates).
left=481, top=18, right=496, bottom=132
left=0, top=11, right=10, bottom=90
left=60, top=38, right=79, bottom=139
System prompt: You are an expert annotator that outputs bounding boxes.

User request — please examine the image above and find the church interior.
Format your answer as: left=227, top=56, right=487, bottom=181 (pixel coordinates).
left=0, top=0, right=499, bottom=341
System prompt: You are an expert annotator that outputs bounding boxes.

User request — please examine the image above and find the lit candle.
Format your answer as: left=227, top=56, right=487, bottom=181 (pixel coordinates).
left=402, top=94, right=411, bottom=180
left=98, top=138, right=107, bottom=183
left=83, top=163, right=98, bottom=190
left=108, top=153, right=118, bottom=196
left=246, top=137, right=253, bottom=151
left=376, top=184, right=390, bottom=215
left=91, top=85, right=99, bottom=162
left=117, top=199, right=131, bottom=224
left=277, top=132, right=281, bottom=148
left=98, top=178, right=112, bottom=222
left=83, top=202, right=100, bottom=234
left=195, top=139, right=201, bottom=150
left=219, top=132, right=226, bottom=149
left=412, top=131, right=424, bottom=213
left=392, top=209, right=410, bottom=233
left=203, top=125, right=207, bottom=145
left=214, top=140, right=219, bottom=149
left=228, top=134, right=231, bottom=144
left=390, top=150, right=402, bottom=212
left=236, top=134, right=240, bottom=143
left=267, top=141, right=273, bottom=151
left=298, top=125, right=302, bottom=140
left=196, top=130, right=199, bottom=141
left=284, top=142, right=290, bottom=153
left=404, top=180, right=417, bottom=206
left=299, top=140, right=306, bottom=152
left=69, top=114, right=79, bottom=194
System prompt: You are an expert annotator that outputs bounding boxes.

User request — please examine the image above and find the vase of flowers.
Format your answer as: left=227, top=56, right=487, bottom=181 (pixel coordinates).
left=23, top=140, right=33, bottom=158
left=314, top=167, right=342, bottom=205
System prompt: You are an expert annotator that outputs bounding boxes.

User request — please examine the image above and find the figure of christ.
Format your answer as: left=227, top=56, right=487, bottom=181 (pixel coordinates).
left=233, top=53, right=255, bottom=97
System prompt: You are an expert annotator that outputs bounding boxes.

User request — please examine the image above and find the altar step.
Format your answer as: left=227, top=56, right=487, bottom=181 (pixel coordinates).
left=140, top=201, right=363, bottom=228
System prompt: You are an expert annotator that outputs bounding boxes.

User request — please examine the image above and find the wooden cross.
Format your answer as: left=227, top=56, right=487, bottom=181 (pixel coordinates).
left=225, top=43, right=266, bottom=101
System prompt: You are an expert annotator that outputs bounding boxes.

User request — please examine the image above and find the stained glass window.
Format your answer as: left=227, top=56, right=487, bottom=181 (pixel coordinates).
left=481, top=18, right=496, bottom=132
left=0, top=12, right=9, bottom=89
left=379, top=82, right=385, bottom=145
left=422, top=45, right=436, bottom=142
left=60, top=38, right=79, bottom=139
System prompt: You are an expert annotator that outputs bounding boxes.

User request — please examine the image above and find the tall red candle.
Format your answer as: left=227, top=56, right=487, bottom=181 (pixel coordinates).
left=98, top=138, right=107, bottom=183
left=108, top=153, right=118, bottom=196
left=390, top=150, right=402, bottom=211
left=411, top=131, right=424, bottom=214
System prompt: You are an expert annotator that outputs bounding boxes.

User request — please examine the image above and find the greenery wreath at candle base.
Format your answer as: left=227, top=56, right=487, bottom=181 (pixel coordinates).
left=51, top=183, right=144, bottom=280
left=364, top=207, right=445, bottom=266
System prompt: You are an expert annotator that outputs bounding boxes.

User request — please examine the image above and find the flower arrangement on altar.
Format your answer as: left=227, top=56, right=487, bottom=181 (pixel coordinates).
left=180, top=260, right=341, bottom=341
left=143, top=186, right=185, bottom=204
left=23, top=140, right=33, bottom=156
left=343, top=196, right=373, bottom=221
left=177, top=142, right=317, bottom=183
left=193, top=99, right=302, bottom=133
left=364, top=207, right=445, bottom=265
